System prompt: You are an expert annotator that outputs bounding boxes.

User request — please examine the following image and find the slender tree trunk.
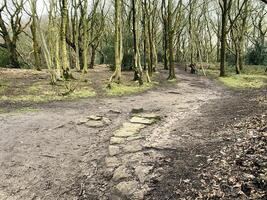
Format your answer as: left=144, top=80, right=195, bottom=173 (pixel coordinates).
left=167, top=0, right=175, bottom=80
left=82, top=0, right=89, bottom=73
left=219, top=1, right=228, bottom=77
left=60, top=0, right=70, bottom=78
left=132, top=0, right=144, bottom=85
left=163, top=0, right=168, bottom=70
left=89, top=45, right=96, bottom=69
left=216, top=14, right=221, bottom=62
left=30, top=0, right=41, bottom=70
left=109, top=0, right=122, bottom=85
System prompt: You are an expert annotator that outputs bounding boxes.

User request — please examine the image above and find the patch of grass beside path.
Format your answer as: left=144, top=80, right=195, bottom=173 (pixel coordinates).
left=0, top=87, right=96, bottom=103
left=0, top=107, right=40, bottom=114
left=105, top=82, right=157, bottom=96
left=219, top=74, right=267, bottom=89
left=198, top=64, right=267, bottom=89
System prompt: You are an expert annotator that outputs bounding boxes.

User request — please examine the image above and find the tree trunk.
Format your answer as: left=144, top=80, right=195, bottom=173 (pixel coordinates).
left=167, top=0, right=175, bottom=80
left=219, top=1, right=228, bottom=77
left=235, top=49, right=240, bottom=74
left=60, top=0, right=70, bottom=78
left=109, top=0, right=122, bottom=85
left=89, top=45, right=96, bottom=69
left=30, top=0, right=41, bottom=71
left=132, top=0, right=143, bottom=85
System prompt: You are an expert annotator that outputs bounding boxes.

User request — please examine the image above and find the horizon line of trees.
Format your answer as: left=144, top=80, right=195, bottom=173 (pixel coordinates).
left=0, top=0, right=266, bottom=85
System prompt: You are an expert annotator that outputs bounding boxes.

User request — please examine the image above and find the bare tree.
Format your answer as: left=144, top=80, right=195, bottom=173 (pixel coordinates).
left=0, top=0, right=30, bottom=68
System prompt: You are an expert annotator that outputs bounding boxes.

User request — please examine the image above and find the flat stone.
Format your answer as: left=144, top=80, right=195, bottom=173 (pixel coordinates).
left=102, top=117, right=111, bottom=125
left=130, top=117, right=155, bottom=125
left=135, top=166, right=153, bottom=183
left=109, top=145, right=121, bottom=156
left=135, top=113, right=161, bottom=120
left=105, top=157, right=120, bottom=168
left=127, top=135, right=144, bottom=141
left=76, top=118, right=89, bottom=125
left=132, top=184, right=150, bottom=200
left=109, top=109, right=121, bottom=114
left=123, top=141, right=142, bottom=153
left=114, top=123, right=145, bottom=137
left=110, top=137, right=125, bottom=144
left=132, top=190, right=146, bottom=200
left=87, top=115, right=103, bottom=121
left=121, top=152, right=145, bottom=165
left=85, top=120, right=105, bottom=128
left=115, top=181, right=139, bottom=196
left=131, top=108, right=144, bottom=113
left=112, top=166, right=131, bottom=181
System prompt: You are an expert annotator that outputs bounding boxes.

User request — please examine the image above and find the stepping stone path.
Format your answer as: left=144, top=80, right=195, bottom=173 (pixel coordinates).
left=105, top=111, right=161, bottom=199
left=76, top=115, right=110, bottom=128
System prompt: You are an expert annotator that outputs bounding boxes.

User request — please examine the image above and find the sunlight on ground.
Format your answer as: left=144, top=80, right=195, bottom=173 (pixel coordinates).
left=0, top=85, right=96, bottom=103
left=219, top=74, right=267, bottom=89
left=105, top=82, right=157, bottom=96
left=198, top=64, right=267, bottom=89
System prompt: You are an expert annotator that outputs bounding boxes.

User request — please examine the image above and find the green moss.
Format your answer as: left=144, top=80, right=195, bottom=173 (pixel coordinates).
left=204, top=69, right=220, bottom=77
left=219, top=74, right=267, bottom=89
left=167, top=78, right=177, bottom=83
left=106, top=82, right=156, bottom=96
left=15, top=107, right=40, bottom=113
left=0, top=80, right=9, bottom=93
left=0, top=108, right=5, bottom=113
left=0, top=87, right=95, bottom=103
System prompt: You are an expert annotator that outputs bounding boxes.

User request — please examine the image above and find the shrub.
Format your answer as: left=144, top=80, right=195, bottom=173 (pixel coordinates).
left=0, top=48, right=9, bottom=67
left=245, top=42, right=267, bottom=65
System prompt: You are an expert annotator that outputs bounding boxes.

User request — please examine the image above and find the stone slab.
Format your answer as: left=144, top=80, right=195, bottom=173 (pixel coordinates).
left=114, top=123, right=145, bottom=137
left=112, top=166, right=131, bottom=181
left=109, top=145, right=121, bottom=156
left=110, top=137, right=125, bottom=145
left=130, top=117, right=155, bottom=125
left=115, top=181, right=139, bottom=196
left=105, top=157, right=121, bottom=168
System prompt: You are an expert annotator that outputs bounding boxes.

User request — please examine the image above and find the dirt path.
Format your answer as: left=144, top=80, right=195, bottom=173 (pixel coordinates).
left=0, top=69, right=265, bottom=200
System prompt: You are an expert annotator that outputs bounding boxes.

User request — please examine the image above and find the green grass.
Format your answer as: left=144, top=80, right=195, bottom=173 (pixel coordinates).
left=0, top=87, right=96, bottom=103
left=198, top=64, right=267, bottom=89
left=0, top=107, right=41, bottom=114
left=106, top=82, right=156, bottom=96
left=167, top=78, right=178, bottom=83
left=0, top=80, right=9, bottom=93
left=14, top=107, right=40, bottom=113
left=219, top=74, right=267, bottom=89
left=0, top=108, right=5, bottom=114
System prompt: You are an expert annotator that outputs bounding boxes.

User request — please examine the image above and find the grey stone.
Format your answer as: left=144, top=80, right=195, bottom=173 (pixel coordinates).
left=110, top=137, right=125, bottom=144
left=102, top=117, right=111, bottom=125
left=112, top=166, right=131, bottom=181
left=127, top=135, right=144, bottom=141
left=135, top=166, right=153, bottom=183
left=109, top=109, right=121, bottom=114
left=105, top=157, right=120, bottom=168
left=85, top=120, right=105, bottom=128
left=132, top=184, right=150, bottom=200
left=130, top=117, right=155, bottom=125
left=114, top=123, right=145, bottom=137
left=131, top=108, right=144, bottom=114
left=109, top=145, right=121, bottom=156
left=115, top=181, right=139, bottom=196
left=123, top=141, right=142, bottom=153
left=135, top=113, right=161, bottom=120
left=76, top=118, right=88, bottom=125
left=87, top=115, right=102, bottom=121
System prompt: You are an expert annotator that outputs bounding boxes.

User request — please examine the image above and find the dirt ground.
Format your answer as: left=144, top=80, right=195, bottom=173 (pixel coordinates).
left=0, top=67, right=266, bottom=200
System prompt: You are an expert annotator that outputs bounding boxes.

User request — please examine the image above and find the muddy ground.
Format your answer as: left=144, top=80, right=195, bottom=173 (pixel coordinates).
left=0, top=67, right=266, bottom=200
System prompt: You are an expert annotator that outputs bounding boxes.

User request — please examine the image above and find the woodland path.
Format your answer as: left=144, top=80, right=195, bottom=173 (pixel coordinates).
left=0, top=69, right=265, bottom=200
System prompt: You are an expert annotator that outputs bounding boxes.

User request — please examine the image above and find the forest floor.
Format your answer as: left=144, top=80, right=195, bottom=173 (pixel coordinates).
left=0, top=66, right=266, bottom=200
